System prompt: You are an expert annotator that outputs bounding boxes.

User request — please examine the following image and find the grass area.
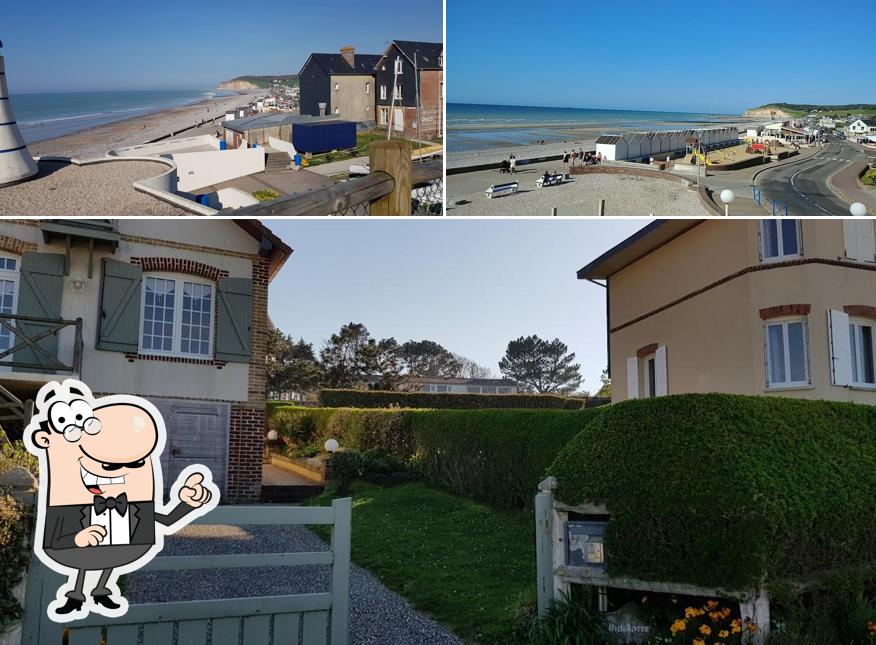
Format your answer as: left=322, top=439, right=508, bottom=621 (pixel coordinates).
left=304, top=133, right=400, bottom=167
left=862, top=168, right=876, bottom=187
left=311, top=481, right=536, bottom=644
left=752, top=103, right=876, bottom=118
left=252, top=189, right=281, bottom=201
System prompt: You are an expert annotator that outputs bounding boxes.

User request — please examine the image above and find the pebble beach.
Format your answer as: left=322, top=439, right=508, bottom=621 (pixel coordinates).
left=26, top=91, right=260, bottom=159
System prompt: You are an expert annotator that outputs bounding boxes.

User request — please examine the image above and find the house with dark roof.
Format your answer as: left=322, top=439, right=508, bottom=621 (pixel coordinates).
left=849, top=118, right=876, bottom=137
left=298, top=46, right=382, bottom=123
left=374, top=40, right=443, bottom=140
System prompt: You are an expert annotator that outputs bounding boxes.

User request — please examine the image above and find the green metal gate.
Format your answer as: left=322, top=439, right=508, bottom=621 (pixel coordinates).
left=22, top=498, right=352, bottom=645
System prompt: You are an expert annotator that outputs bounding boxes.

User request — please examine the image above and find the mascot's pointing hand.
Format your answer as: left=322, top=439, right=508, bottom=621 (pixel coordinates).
left=179, top=471, right=211, bottom=508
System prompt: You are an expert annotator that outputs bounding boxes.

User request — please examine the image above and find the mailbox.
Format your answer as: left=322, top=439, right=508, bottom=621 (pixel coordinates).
left=566, top=520, right=607, bottom=571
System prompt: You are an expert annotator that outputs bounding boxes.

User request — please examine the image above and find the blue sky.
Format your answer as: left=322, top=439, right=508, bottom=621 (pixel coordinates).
left=448, top=0, right=871, bottom=114
left=266, top=219, right=646, bottom=393
left=2, top=0, right=442, bottom=92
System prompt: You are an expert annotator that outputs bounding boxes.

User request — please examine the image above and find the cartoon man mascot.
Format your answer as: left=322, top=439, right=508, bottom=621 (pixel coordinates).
left=24, top=379, right=219, bottom=622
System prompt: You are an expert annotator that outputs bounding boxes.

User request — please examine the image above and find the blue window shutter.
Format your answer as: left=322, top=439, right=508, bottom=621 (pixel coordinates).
left=14, top=252, right=65, bottom=372
left=216, top=277, right=252, bottom=363
left=96, top=259, right=142, bottom=353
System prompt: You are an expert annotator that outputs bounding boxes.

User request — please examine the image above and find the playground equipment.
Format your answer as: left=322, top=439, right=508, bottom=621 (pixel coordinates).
left=746, top=141, right=772, bottom=155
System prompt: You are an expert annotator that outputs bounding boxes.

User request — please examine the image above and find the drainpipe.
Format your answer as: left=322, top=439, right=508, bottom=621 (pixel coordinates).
left=586, top=278, right=609, bottom=379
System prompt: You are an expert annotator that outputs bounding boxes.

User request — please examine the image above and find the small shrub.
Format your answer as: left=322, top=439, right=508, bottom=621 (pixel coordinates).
left=862, top=168, right=876, bottom=186
left=330, top=451, right=363, bottom=493
left=526, top=592, right=609, bottom=645
left=359, top=449, right=419, bottom=486
left=252, top=189, right=281, bottom=202
left=0, top=494, right=31, bottom=629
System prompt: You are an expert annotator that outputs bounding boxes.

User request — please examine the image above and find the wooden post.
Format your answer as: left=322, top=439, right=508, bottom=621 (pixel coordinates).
left=739, top=589, right=770, bottom=645
left=535, top=478, right=556, bottom=617
left=330, top=497, right=352, bottom=645
left=369, top=140, right=412, bottom=216
left=598, top=199, right=606, bottom=216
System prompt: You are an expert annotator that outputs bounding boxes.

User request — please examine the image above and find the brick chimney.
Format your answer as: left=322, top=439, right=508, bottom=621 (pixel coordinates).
left=340, top=46, right=355, bottom=68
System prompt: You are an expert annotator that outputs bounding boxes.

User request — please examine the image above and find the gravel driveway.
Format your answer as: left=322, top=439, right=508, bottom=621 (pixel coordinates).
left=125, top=524, right=462, bottom=645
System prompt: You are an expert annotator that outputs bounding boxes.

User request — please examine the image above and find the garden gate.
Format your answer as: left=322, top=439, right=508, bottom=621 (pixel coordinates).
left=21, top=498, right=352, bottom=645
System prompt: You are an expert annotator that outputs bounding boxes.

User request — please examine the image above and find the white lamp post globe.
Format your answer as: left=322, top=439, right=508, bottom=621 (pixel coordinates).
left=324, top=438, right=339, bottom=453
left=850, top=202, right=867, bottom=217
left=719, top=189, right=735, bottom=204
left=267, top=430, right=278, bottom=441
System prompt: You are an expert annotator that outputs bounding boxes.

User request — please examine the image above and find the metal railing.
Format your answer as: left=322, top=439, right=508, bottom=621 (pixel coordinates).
left=235, top=144, right=443, bottom=216
left=0, top=313, right=83, bottom=374
left=752, top=185, right=790, bottom=216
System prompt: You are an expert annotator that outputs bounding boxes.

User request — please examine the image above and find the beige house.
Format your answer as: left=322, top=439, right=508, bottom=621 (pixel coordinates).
left=0, top=219, right=291, bottom=502
left=579, top=219, right=876, bottom=404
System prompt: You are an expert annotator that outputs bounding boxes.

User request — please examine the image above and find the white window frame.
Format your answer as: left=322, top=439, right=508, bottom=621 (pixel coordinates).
left=643, top=353, right=657, bottom=398
left=365, top=82, right=370, bottom=95
left=764, top=317, right=810, bottom=389
left=138, top=273, right=215, bottom=359
left=379, top=107, right=389, bottom=125
left=394, top=57, right=403, bottom=74
left=849, top=318, right=876, bottom=387
left=759, top=219, right=802, bottom=262
left=0, top=254, right=20, bottom=364
left=379, top=84, right=387, bottom=100
left=334, top=82, right=339, bottom=91
left=394, top=84, right=403, bottom=100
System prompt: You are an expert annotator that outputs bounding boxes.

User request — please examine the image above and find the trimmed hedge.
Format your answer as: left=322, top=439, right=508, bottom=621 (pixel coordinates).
left=548, top=394, right=876, bottom=590
left=268, top=405, right=604, bottom=509
left=318, top=388, right=597, bottom=410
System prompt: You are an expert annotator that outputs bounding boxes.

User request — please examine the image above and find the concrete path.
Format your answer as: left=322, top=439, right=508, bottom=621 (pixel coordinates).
left=126, top=523, right=462, bottom=645
left=261, top=463, right=314, bottom=486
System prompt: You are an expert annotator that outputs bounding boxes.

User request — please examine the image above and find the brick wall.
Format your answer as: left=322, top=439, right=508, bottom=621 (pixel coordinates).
left=226, top=255, right=270, bottom=502
left=0, top=234, right=37, bottom=255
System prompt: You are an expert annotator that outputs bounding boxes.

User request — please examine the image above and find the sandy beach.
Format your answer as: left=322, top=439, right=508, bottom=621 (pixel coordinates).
left=447, top=120, right=759, bottom=169
left=26, top=91, right=260, bottom=159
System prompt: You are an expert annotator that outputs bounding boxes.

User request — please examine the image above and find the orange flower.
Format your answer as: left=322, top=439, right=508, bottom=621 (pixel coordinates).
left=719, top=629, right=730, bottom=638
left=699, top=624, right=712, bottom=636
left=705, top=599, right=719, bottom=609
left=692, top=639, right=705, bottom=645
left=670, top=619, right=687, bottom=635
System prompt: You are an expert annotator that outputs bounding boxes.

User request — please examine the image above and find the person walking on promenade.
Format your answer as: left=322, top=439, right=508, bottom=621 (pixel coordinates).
left=571, top=150, right=578, bottom=167
left=563, top=151, right=570, bottom=165
left=509, top=154, right=517, bottom=174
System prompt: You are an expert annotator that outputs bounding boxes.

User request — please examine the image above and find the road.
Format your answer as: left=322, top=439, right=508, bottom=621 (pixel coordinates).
left=754, top=137, right=866, bottom=216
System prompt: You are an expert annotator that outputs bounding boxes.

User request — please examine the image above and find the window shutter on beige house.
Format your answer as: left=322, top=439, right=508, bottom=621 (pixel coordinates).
left=96, top=258, right=143, bottom=353
left=14, top=252, right=65, bottom=372
left=843, top=219, right=876, bottom=262
left=626, top=357, right=639, bottom=400
left=215, top=277, right=253, bottom=363
left=655, top=345, right=668, bottom=396
left=827, top=309, right=852, bottom=386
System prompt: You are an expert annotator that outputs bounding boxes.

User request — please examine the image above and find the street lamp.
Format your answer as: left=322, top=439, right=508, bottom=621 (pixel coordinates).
left=720, top=189, right=735, bottom=216
left=324, top=438, right=339, bottom=453
left=850, top=202, right=867, bottom=217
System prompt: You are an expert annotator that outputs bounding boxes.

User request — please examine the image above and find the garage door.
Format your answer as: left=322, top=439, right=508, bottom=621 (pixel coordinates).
left=151, top=399, right=230, bottom=499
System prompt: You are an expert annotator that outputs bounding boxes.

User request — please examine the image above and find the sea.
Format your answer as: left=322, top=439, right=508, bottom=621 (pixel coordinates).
left=10, top=89, right=237, bottom=144
left=447, top=103, right=746, bottom=153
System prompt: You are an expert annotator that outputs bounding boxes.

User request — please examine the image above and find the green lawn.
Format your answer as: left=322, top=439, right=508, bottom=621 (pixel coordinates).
left=862, top=168, right=876, bottom=187
left=311, top=481, right=536, bottom=644
left=304, top=133, right=405, bottom=167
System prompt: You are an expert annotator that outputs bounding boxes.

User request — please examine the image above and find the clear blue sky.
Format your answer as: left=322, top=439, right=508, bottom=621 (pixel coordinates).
left=266, top=219, right=646, bottom=393
left=448, top=0, right=872, bottom=114
left=2, top=0, right=442, bottom=92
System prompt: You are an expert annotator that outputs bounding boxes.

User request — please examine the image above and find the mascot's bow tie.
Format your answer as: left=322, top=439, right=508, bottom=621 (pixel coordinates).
left=93, top=493, right=128, bottom=516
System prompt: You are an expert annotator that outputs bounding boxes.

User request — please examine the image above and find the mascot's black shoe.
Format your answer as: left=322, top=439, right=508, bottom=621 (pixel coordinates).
left=55, top=598, right=84, bottom=614
left=93, top=594, right=121, bottom=610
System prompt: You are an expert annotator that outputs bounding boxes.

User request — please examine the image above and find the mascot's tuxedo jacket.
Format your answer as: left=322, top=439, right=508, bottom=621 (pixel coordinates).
left=43, top=501, right=195, bottom=550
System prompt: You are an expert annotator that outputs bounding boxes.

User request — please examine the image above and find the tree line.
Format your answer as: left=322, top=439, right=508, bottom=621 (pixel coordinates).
left=267, top=322, right=605, bottom=398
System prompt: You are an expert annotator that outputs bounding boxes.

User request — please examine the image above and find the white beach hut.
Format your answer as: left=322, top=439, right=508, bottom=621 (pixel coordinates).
left=0, top=40, right=38, bottom=187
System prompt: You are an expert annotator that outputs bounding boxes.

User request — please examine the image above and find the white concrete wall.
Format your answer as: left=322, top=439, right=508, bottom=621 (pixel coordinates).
left=268, top=136, right=297, bottom=156
left=109, top=135, right=220, bottom=157
left=596, top=143, right=617, bottom=161
left=215, top=187, right=260, bottom=209
left=172, top=148, right=265, bottom=192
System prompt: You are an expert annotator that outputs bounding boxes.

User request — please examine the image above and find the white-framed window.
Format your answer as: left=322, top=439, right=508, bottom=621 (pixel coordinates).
left=365, top=82, right=370, bottom=95
left=496, top=387, right=511, bottom=394
left=843, top=219, right=876, bottom=262
left=626, top=345, right=667, bottom=399
left=334, top=82, right=339, bottom=91
left=849, top=319, right=875, bottom=386
left=139, top=274, right=214, bottom=358
left=394, top=57, right=403, bottom=74
left=394, top=84, right=403, bottom=100
left=466, top=386, right=480, bottom=393
left=379, top=84, right=387, bottom=100
left=439, top=55, right=443, bottom=67
left=379, top=107, right=389, bottom=125
left=764, top=318, right=809, bottom=388
left=760, top=219, right=801, bottom=261
left=644, top=354, right=657, bottom=398
left=0, top=255, right=19, bottom=358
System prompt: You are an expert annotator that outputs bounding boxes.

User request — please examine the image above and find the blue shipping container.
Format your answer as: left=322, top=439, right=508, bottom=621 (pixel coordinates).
left=293, top=120, right=356, bottom=154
